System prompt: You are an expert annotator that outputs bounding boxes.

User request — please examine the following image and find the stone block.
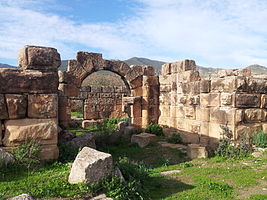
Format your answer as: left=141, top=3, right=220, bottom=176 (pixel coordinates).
left=0, top=69, right=59, bottom=94
left=3, top=118, right=58, bottom=146
left=58, top=83, right=79, bottom=97
left=159, top=75, right=171, bottom=85
left=68, top=147, right=113, bottom=184
left=159, top=105, right=170, bottom=117
left=261, top=94, right=267, bottom=108
left=176, top=105, right=185, bottom=118
left=5, top=94, right=27, bottom=119
left=0, top=94, right=8, bottom=120
left=221, top=93, right=234, bottom=106
left=235, top=124, right=262, bottom=140
left=82, top=120, right=100, bottom=128
left=199, top=122, right=209, bottom=136
left=39, top=145, right=59, bottom=160
left=132, top=117, right=142, bottom=128
left=184, top=106, right=196, bottom=119
left=209, top=93, right=220, bottom=107
left=188, top=96, right=200, bottom=105
left=105, top=60, right=130, bottom=76
left=235, top=94, right=261, bottom=108
left=200, top=80, right=210, bottom=93
left=187, top=144, right=208, bottom=159
left=143, top=76, right=159, bottom=87
left=143, top=65, right=156, bottom=76
left=182, top=70, right=201, bottom=82
left=18, top=45, right=61, bottom=70
left=131, top=133, right=157, bottom=148
left=160, top=85, right=171, bottom=92
left=58, top=71, right=81, bottom=86
left=179, top=131, right=200, bottom=144
left=196, top=107, right=210, bottom=122
left=200, top=93, right=209, bottom=107
left=211, top=76, right=237, bottom=92
left=244, top=109, right=264, bottom=122
left=161, top=63, right=171, bottom=75
left=209, top=123, right=234, bottom=139
left=28, top=94, right=58, bottom=118
left=247, top=78, right=267, bottom=93
left=129, top=76, right=143, bottom=89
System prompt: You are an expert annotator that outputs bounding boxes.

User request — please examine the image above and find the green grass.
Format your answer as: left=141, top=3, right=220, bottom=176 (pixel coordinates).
left=71, top=111, right=83, bottom=119
left=1, top=140, right=267, bottom=200
left=0, top=162, right=90, bottom=200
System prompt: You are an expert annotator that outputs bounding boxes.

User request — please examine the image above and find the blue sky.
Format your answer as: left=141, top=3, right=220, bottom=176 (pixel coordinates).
left=0, top=0, right=267, bottom=68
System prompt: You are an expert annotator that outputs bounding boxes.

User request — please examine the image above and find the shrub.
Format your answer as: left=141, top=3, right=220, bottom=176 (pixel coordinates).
left=145, top=123, right=163, bottom=136
left=167, top=133, right=182, bottom=144
left=58, top=143, right=80, bottom=163
left=253, top=130, right=267, bottom=148
left=71, top=111, right=83, bottom=119
left=215, top=125, right=252, bottom=159
left=12, top=140, right=41, bottom=169
left=89, top=158, right=150, bottom=200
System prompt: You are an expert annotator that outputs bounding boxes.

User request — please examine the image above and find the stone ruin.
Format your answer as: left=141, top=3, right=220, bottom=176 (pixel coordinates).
left=1, top=45, right=267, bottom=160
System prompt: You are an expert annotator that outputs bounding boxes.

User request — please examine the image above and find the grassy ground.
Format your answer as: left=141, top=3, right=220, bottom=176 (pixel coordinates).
left=1, top=140, right=267, bottom=200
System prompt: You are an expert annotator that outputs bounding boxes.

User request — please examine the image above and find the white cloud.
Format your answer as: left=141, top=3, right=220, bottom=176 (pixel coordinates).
left=0, top=0, right=267, bottom=68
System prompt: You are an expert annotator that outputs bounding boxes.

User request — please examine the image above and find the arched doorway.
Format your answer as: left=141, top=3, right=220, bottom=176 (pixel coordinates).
left=58, top=51, right=160, bottom=129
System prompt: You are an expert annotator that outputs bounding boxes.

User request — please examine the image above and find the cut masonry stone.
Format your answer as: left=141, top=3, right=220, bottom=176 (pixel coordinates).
left=69, top=134, right=96, bottom=149
left=18, top=45, right=61, bottom=70
left=28, top=94, right=58, bottom=118
left=131, top=133, right=157, bottom=148
left=187, top=144, right=208, bottom=159
left=5, top=94, right=27, bottom=119
left=3, top=118, right=58, bottom=146
left=68, top=147, right=113, bottom=184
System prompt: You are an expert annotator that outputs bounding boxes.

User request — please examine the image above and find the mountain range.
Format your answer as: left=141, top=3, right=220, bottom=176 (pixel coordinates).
left=1, top=58, right=267, bottom=77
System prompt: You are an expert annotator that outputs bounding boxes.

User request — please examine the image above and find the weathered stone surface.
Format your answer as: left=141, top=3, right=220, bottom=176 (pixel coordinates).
left=187, top=144, right=208, bottom=159
left=105, top=60, right=130, bottom=77
left=0, top=148, right=15, bottom=165
left=211, top=77, right=238, bottom=92
left=58, top=83, right=79, bottom=97
left=5, top=94, right=27, bottom=119
left=68, top=147, right=113, bottom=184
left=235, top=124, right=262, bottom=139
left=200, top=80, right=210, bottom=93
left=131, top=133, right=157, bottom=148
left=3, top=118, right=58, bottom=146
left=69, top=134, right=96, bottom=149
left=18, top=45, right=61, bottom=70
left=28, top=94, right=57, bottom=118
left=196, top=107, right=210, bottom=122
left=0, top=94, right=8, bottom=119
left=7, top=194, right=35, bottom=200
left=38, top=145, right=59, bottom=160
left=244, top=109, right=264, bottom=122
left=0, top=121, right=2, bottom=145
left=0, top=69, right=58, bottom=93
left=235, top=94, right=261, bottom=108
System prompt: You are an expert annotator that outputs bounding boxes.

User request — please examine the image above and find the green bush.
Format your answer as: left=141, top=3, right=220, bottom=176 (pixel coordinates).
left=71, top=111, right=83, bottom=119
left=215, top=125, right=252, bottom=159
left=89, top=158, right=150, bottom=200
left=12, top=140, right=41, bottom=169
left=145, top=123, right=163, bottom=136
left=167, top=133, right=182, bottom=144
left=253, top=130, right=267, bottom=148
left=58, top=143, right=80, bottom=163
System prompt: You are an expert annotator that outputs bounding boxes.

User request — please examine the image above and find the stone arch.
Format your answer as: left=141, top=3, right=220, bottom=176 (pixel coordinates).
left=58, top=51, right=160, bottom=128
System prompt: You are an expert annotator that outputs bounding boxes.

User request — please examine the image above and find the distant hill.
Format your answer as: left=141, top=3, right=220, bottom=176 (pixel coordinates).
left=124, top=57, right=165, bottom=73
left=0, top=63, right=17, bottom=68
left=245, top=64, right=267, bottom=76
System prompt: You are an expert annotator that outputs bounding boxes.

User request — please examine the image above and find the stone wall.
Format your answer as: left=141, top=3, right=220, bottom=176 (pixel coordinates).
left=70, top=85, right=130, bottom=119
left=58, top=51, right=160, bottom=128
left=0, top=46, right=60, bottom=160
left=159, top=60, right=267, bottom=147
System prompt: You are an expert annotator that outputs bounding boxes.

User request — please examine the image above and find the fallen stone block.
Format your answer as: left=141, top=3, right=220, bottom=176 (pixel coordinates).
left=69, top=134, right=96, bottom=149
left=131, top=133, right=157, bottom=148
left=187, top=144, right=208, bottom=159
left=68, top=147, right=113, bottom=184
